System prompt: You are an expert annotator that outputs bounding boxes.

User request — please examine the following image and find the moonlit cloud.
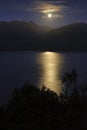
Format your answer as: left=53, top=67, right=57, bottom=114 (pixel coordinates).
left=53, top=14, right=63, bottom=18
left=34, top=3, right=65, bottom=13
left=26, top=0, right=68, bottom=19
left=42, top=14, right=63, bottom=19
left=0, top=0, right=87, bottom=27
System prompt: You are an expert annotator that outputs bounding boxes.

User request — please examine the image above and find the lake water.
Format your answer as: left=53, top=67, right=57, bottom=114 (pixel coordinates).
left=0, top=51, right=87, bottom=104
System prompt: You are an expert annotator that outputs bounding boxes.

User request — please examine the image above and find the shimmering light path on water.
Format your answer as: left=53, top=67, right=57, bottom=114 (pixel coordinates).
left=37, top=52, right=64, bottom=93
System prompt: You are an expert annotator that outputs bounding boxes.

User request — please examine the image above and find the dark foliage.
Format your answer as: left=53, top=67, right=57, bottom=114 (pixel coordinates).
left=0, top=79, right=87, bottom=130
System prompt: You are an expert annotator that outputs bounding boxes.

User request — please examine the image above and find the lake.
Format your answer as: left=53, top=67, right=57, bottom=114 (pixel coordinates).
left=0, top=51, right=87, bottom=104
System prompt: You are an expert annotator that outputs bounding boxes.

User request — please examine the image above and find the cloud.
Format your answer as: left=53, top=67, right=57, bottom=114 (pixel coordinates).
left=0, top=0, right=69, bottom=22
left=69, top=6, right=87, bottom=14
left=33, top=3, right=65, bottom=13
left=36, top=0, right=66, bottom=4
left=0, top=0, right=68, bottom=14
left=24, top=0, right=68, bottom=20
left=42, top=14, right=63, bottom=19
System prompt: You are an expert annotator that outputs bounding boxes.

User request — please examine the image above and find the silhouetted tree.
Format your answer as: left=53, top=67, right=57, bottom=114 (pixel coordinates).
left=0, top=70, right=87, bottom=130
left=62, top=69, right=78, bottom=101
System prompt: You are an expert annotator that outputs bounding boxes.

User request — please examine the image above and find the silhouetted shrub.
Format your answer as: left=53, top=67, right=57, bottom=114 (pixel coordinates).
left=0, top=73, right=87, bottom=130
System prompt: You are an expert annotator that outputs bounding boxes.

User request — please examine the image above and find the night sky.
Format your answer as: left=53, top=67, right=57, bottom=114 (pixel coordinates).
left=0, top=0, right=87, bottom=27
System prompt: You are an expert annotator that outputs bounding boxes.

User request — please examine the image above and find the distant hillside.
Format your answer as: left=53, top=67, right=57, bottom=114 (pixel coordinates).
left=0, top=21, right=52, bottom=50
left=47, top=22, right=87, bottom=51
left=0, top=21, right=87, bottom=51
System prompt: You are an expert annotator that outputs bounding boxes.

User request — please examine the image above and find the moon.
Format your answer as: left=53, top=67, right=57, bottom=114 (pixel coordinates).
left=48, top=13, right=52, bottom=18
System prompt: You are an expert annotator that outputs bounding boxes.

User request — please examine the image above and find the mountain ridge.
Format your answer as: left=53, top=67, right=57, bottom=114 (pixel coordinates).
left=0, top=21, right=87, bottom=51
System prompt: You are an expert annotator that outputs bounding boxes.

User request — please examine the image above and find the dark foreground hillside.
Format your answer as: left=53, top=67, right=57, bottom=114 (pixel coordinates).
left=0, top=70, right=87, bottom=130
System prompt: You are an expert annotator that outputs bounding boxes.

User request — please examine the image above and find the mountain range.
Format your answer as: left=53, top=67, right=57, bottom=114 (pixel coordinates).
left=0, top=21, right=87, bottom=51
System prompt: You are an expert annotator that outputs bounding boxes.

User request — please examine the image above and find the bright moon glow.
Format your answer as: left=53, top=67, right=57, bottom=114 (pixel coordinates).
left=48, top=13, right=52, bottom=18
